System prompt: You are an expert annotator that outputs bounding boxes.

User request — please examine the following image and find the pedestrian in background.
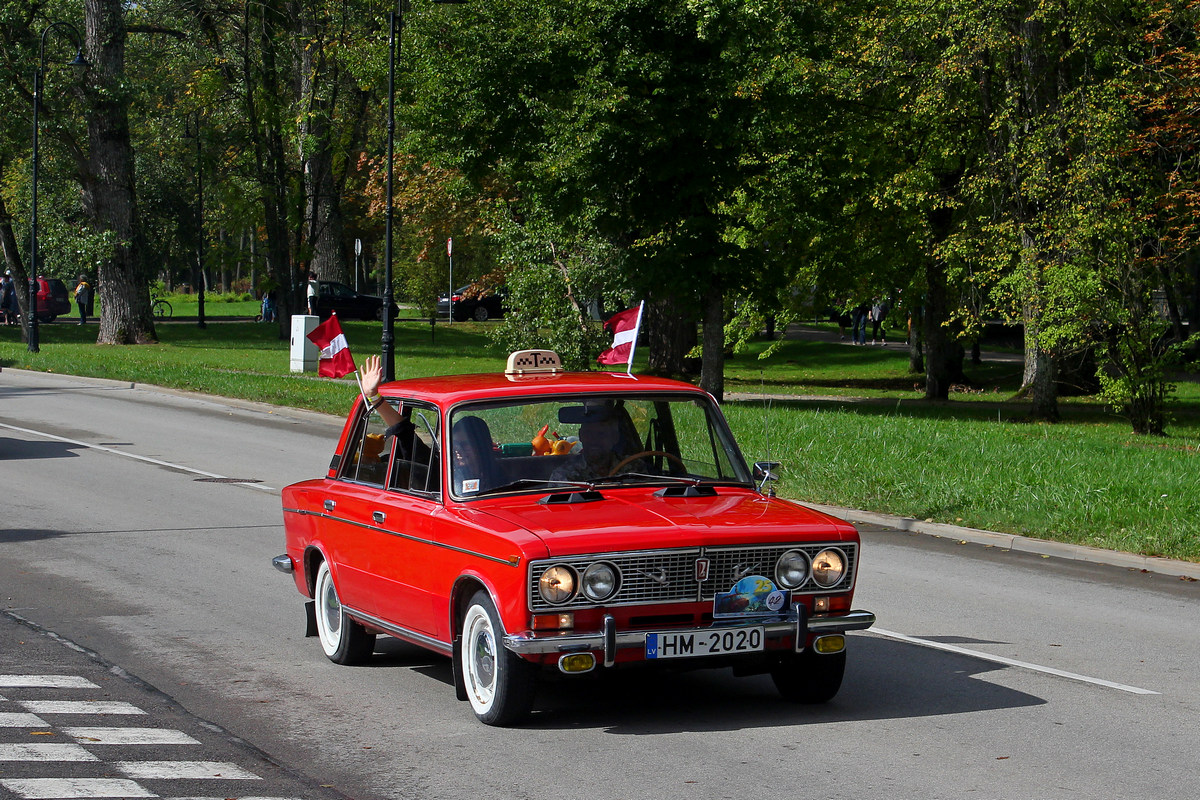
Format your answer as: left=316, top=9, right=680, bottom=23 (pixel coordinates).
left=0, top=271, right=16, bottom=326
left=73, top=274, right=93, bottom=325
left=851, top=301, right=870, bottom=345
left=869, top=297, right=889, bottom=345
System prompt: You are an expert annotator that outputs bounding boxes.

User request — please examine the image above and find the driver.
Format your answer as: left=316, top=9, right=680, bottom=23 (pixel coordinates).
left=550, top=409, right=644, bottom=482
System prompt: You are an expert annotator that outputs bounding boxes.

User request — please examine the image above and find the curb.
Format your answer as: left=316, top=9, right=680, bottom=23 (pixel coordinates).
left=806, top=502, right=1200, bottom=581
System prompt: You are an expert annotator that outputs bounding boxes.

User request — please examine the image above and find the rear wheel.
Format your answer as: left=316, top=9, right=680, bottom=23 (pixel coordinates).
left=313, top=560, right=375, bottom=665
left=770, top=647, right=846, bottom=704
left=460, top=590, right=535, bottom=725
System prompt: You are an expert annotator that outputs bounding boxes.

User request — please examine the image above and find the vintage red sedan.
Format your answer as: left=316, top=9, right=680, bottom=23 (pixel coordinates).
left=275, top=350, right=874, bottom=725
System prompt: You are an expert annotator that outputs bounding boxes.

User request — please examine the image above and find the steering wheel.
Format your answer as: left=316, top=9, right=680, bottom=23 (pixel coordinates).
left=607, top=450, right=687, bottom=476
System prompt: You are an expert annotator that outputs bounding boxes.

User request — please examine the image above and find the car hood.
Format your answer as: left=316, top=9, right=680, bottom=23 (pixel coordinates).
left=470, top=488, right=857, bottom=558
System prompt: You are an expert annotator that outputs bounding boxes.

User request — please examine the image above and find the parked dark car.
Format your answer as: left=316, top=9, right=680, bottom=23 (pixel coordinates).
left=36, top=277, right=71, bottom=322
left=437, top=283, right=506, bottom=322
left=312, top=281, right=397, bottom=321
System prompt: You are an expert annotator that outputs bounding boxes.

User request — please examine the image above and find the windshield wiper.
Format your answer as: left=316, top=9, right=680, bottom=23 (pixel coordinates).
left=475, top=477, right=595, bottom=496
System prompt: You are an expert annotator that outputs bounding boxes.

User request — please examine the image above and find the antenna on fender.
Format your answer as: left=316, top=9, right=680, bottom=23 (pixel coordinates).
left=754, top=369, right=779, bottom=497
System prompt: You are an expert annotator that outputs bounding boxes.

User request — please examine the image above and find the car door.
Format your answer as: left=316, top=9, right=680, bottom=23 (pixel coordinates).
left=363, top=402, right=447, bottom=642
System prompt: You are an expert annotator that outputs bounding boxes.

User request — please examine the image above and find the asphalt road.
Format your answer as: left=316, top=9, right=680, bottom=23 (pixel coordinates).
left=2, top=369, right=1198, bottom=800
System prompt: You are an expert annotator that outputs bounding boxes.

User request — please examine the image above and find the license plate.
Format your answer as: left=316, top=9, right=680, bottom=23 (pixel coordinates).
left=645, top=626, right=764, bottom=660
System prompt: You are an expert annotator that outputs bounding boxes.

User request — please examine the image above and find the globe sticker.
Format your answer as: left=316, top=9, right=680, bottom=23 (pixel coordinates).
left=714, top=575, right=791, bottom=618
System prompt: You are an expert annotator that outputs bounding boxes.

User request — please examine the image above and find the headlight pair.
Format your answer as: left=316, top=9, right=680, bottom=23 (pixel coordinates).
left=538, top=562, right=619, bottom=605
left=774, top=547, right=848, bottom=590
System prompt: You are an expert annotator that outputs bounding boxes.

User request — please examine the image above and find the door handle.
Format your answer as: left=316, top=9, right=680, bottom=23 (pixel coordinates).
left=324, top=499, right=336, bottom=512
left=372, top=511, right=386, bottom=524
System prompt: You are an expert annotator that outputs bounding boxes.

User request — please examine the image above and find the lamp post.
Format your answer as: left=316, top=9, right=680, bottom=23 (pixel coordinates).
left=28, top=22, right=87, bottom=353
left=382, top=0, right=465, bottom=381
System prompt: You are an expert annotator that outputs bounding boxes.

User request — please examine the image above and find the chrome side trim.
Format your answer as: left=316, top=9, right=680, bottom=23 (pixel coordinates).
left=281, top=507, right=519, bottom=567
left=503, top=609, right=875, bottom=657
left=344, top=607, right=454, bottom=656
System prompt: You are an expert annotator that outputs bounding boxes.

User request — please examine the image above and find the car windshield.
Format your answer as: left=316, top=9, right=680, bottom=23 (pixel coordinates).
left=447, top=393, right=752, bottom=499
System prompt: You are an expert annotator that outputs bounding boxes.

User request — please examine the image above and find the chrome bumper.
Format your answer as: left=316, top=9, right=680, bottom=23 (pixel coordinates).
left=503, top=608, right=875, bottom=666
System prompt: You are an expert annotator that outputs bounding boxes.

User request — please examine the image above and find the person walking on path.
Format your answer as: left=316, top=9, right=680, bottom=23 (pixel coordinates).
left=73, top=275, right=93, bottom=325
left=0, top=271, right=16, bottom=326
left=869, top=298, right=889, bottom=345
left=851, top=301, right=870, bottom=345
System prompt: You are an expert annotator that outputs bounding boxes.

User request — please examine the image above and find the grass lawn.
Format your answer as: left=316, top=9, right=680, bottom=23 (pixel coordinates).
left=3, top=318, right=1197, bottom=562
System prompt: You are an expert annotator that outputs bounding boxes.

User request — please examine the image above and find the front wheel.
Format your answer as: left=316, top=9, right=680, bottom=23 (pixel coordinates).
left=472, top=305, right=490, bottom=322
left=770, top=647, right=846, bottom=704
left=313, top=560, right=375, bottom=665
left=152, top=299, right=172, bottom=319
left=460, top=590, right=535, bottom=725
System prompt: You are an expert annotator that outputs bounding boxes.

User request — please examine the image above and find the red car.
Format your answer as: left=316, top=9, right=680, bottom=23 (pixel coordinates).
left=276, top=350, right=874, bottom=725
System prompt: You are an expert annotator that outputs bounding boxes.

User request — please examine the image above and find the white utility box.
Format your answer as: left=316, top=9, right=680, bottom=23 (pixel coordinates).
left=290, top=314, right=319, bottom=373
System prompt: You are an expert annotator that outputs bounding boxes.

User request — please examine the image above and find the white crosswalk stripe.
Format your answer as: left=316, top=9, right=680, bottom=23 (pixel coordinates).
left=61, top=727, right=201, bottom=746
left=19, top=701, right=144, bottom=716
left=0, top=778, right=156, bottom=799
left=0, top=676, right=99, bottom=689
left=0, top=712, right=48, bottom=727
left=114, top=761, right=261, bottom=781
left=0, top=743, right=100, bottom=762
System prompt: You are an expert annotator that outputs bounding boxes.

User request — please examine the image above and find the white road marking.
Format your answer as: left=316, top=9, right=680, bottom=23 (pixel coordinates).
left=20, top=701, right=146, bottom=715
left=0, top=421, right=278, bottom=493
left=0, top=778, right=154, bottom=799
left=0, top=712, right=48, bottom=727
left=62, top=727, right=200, bottom=745
left=0, top=744, right=100, bottom=762
left=114, top=761, right=261, bottom=781
left=870, top=627, right=1160, bottom=695
left=0, top=675, right=99, bottom=689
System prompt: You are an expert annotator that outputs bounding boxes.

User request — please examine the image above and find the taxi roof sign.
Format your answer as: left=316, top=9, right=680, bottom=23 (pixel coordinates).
left=506, top=349, right=563, bottom=375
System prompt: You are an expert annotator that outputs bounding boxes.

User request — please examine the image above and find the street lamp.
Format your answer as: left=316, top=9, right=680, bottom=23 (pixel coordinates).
left=185, top=112, right=207, bottom=329
left=28, top=21, right=87, bottom=353
left=382, top=0, right=465, bottom=381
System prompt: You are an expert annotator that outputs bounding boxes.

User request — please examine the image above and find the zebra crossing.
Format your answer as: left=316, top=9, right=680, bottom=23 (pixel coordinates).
left=0, top=674, right=307, bottom=800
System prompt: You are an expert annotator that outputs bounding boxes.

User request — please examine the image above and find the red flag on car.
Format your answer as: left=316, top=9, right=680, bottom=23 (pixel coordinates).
left=597, top=301, right=644, bottom=373
left=307, top=313, right=356, bottom=378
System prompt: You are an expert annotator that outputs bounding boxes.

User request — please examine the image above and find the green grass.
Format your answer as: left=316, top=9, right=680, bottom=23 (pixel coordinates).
left=3, top=319, right=1198, bottom=562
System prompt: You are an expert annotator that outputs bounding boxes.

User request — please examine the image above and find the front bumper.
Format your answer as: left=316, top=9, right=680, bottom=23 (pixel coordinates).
left=503, top=607, right=875, bottom=667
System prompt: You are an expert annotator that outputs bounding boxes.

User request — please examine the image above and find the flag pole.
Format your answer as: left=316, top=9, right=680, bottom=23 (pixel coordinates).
left=626, top=301, right=645, bottom=375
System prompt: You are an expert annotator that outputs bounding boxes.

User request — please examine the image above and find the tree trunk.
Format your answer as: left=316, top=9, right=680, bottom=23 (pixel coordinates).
left=0, top=193, right=33, bottom=345
left=294, top=8, right=349, bottom=284
left=699, top=284, right=724, bottom=401
left=644, top=295, right=692, bottom=377
left=85, top=0, right=156, bottom=344
left=1019, top=301, right=1060, bottom=420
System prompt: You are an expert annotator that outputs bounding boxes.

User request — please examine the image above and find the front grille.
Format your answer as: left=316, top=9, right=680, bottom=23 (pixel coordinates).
left=528, top=542, right=857, bottom=612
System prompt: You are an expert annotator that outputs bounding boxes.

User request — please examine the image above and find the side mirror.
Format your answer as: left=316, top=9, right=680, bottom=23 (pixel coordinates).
left=753, top=461, right=780, bottom=494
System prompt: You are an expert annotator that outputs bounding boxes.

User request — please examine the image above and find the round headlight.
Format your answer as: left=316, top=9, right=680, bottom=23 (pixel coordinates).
left=582, top=562, right=620, bottom=601
left=539, top=565, right=577, bottom=604
left=811, top=548, right=847, bottom=588
left=775, top=549, right=811, bottom=589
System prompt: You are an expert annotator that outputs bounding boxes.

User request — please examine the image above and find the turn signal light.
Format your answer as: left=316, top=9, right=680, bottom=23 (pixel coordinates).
left=558, top=652, right=596, bottom=673
left=813, top=634, right=846, bottom=654
left=532, top=613, right=574, bottom=630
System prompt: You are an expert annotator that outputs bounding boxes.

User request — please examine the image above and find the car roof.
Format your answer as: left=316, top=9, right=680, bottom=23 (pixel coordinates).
left=379, top=370, right=709, bottom=407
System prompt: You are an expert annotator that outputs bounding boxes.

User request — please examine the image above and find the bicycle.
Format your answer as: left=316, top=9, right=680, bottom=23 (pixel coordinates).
left=151, top=294, right=172, bottom=320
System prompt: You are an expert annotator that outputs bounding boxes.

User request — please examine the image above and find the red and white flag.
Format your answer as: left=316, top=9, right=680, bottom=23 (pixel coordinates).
left=307, top=313, right=356, bottom=378
left=597, top=301, right=644, bottom=373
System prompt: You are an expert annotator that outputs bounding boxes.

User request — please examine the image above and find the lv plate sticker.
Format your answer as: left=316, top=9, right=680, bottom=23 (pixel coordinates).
left=713, top=575, right=789, bottom=618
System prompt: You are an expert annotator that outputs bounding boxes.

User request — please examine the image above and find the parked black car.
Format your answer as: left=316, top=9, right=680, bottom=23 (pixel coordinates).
left=437, top=283, right=506, bottom=322
left=312, top=281, right=397, bottom=321
left=36, top=277, right=71, bottom=322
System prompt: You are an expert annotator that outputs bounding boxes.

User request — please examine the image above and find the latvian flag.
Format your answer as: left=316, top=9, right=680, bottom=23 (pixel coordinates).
left=596, top=301, right=644, bottom=373
left=307, top=313, right=356, bottom=378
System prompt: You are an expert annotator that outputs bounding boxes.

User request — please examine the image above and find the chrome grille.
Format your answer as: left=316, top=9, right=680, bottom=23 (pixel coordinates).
left=528, top=542, right=857, bottom=612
